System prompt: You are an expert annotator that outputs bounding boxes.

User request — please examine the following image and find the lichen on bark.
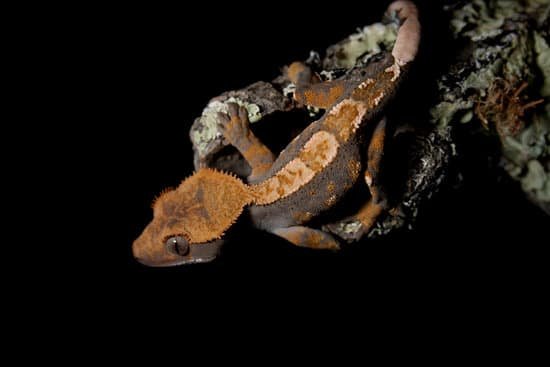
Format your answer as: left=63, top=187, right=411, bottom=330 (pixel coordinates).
left=431, top=0, right=550, bottom=213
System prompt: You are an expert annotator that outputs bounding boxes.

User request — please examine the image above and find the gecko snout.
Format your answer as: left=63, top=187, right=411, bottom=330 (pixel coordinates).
left=132, top=227, right=190, bottom=267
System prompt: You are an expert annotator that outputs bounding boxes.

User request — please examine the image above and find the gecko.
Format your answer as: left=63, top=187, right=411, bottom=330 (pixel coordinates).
left=133, top=0, right=420, bottom=266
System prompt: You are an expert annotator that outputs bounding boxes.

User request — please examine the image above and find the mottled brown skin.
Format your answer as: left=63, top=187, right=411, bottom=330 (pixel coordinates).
left=133, top=0, right=420, bottom=266
left=247, top=53, right=400, bottom=247
left=294, top=80, right=348, bottom=109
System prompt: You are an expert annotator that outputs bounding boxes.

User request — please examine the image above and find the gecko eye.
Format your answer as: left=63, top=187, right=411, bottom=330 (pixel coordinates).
left=165, top=236, right=189, bottom=256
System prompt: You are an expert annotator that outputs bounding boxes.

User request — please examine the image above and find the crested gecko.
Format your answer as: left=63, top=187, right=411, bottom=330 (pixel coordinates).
left=133, top=0, right=420, bottom=266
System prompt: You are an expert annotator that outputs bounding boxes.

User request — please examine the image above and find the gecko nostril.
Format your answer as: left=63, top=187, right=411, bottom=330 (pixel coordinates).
left=165, top=236, right=190, bottom=256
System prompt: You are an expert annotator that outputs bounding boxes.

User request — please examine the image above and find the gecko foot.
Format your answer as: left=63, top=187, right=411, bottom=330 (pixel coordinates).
left=217, top=103, right=251, bottom=146
left=323, top=218, right=368, bottom=243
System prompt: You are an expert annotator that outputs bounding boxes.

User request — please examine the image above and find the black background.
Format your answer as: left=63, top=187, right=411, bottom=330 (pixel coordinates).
left=96, top=0, right=547, bottom=295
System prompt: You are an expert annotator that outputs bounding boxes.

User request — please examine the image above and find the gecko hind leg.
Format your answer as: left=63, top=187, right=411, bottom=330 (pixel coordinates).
left=323, top=201, right=384, bottom=243
left=218, top=103, right=275, bottom=183
left=365, top=117, right=388, bottom=207
left=323, top=118, right=388, bottom=242
left=271, top=226, right=341, bottom=250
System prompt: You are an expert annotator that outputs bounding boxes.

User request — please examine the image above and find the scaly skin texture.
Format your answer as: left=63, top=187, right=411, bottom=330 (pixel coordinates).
left=133, top=0, right=420, bottom=266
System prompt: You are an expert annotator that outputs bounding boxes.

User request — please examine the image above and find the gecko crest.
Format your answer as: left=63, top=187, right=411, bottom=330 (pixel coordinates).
left=323, top=99, right=368, bottom=141
left=252, top=131, right=339, bottom=205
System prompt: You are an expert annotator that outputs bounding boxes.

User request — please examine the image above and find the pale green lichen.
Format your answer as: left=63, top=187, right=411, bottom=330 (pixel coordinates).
left=502, top=111, right=550, bottom=207
left=191, top=115, right=219, bottom=158
left=526, top=0, right=550, bottom=26
left=503, top=128, right=544, bottom=166
left=504, top=34, right=533, bottom=81
left=431, top=0, right=535, bottom=128
left=462, top=65, right=498, bottom=94
left=282, top=83, right=296, bottom=98
left=338, top=220, right=363, bottom=235
left=460, top=110, right=474, bottom=124
left=523, top=160, right=546, bottom=192
left=501, top=19, right=550, bottom=210
left=325, top=22, right=398, bottom=69
left=432, top=0, right=550, bottom=211
left=449, top=0, right=540, bottom=41
left=534, top=32, right=550, bottom=97
left=431, top=100, right=473, bottom=128
left=190, top=97, right=262, bottom=157
left=449, top=1, right=503, bottom=40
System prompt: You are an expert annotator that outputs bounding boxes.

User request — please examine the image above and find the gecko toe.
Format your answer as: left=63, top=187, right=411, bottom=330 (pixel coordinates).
left=238, top=105, right=249, bottom=122
left=226, top=102, right=239, bottom=117
left=217, top=111, right=230, bottom=125
left=323, top=220, right=365, bottom=243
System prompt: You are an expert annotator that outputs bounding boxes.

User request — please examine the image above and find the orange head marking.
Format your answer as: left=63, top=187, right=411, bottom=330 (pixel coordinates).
left=133, top=168, right=254, bottom=267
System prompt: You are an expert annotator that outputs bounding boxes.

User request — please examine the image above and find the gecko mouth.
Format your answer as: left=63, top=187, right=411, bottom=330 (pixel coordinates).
left=134, top=239, right=225, bottom=267
left=180, top=239, right=225, bottom=265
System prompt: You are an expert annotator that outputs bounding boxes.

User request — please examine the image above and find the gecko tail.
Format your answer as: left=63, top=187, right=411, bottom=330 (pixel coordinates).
left=387, top=0, right=421, bottom=66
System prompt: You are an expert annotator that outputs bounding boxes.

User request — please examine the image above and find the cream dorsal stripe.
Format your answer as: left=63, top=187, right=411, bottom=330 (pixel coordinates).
left=252, top=131, right=339, bottom=205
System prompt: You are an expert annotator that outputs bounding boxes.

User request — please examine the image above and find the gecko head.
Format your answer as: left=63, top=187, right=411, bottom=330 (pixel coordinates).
left=133, top=168, right=254, bottom=267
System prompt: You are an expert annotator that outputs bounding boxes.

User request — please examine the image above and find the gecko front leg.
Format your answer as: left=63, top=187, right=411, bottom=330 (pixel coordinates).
left=217, top=103, right=275, bottom=183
